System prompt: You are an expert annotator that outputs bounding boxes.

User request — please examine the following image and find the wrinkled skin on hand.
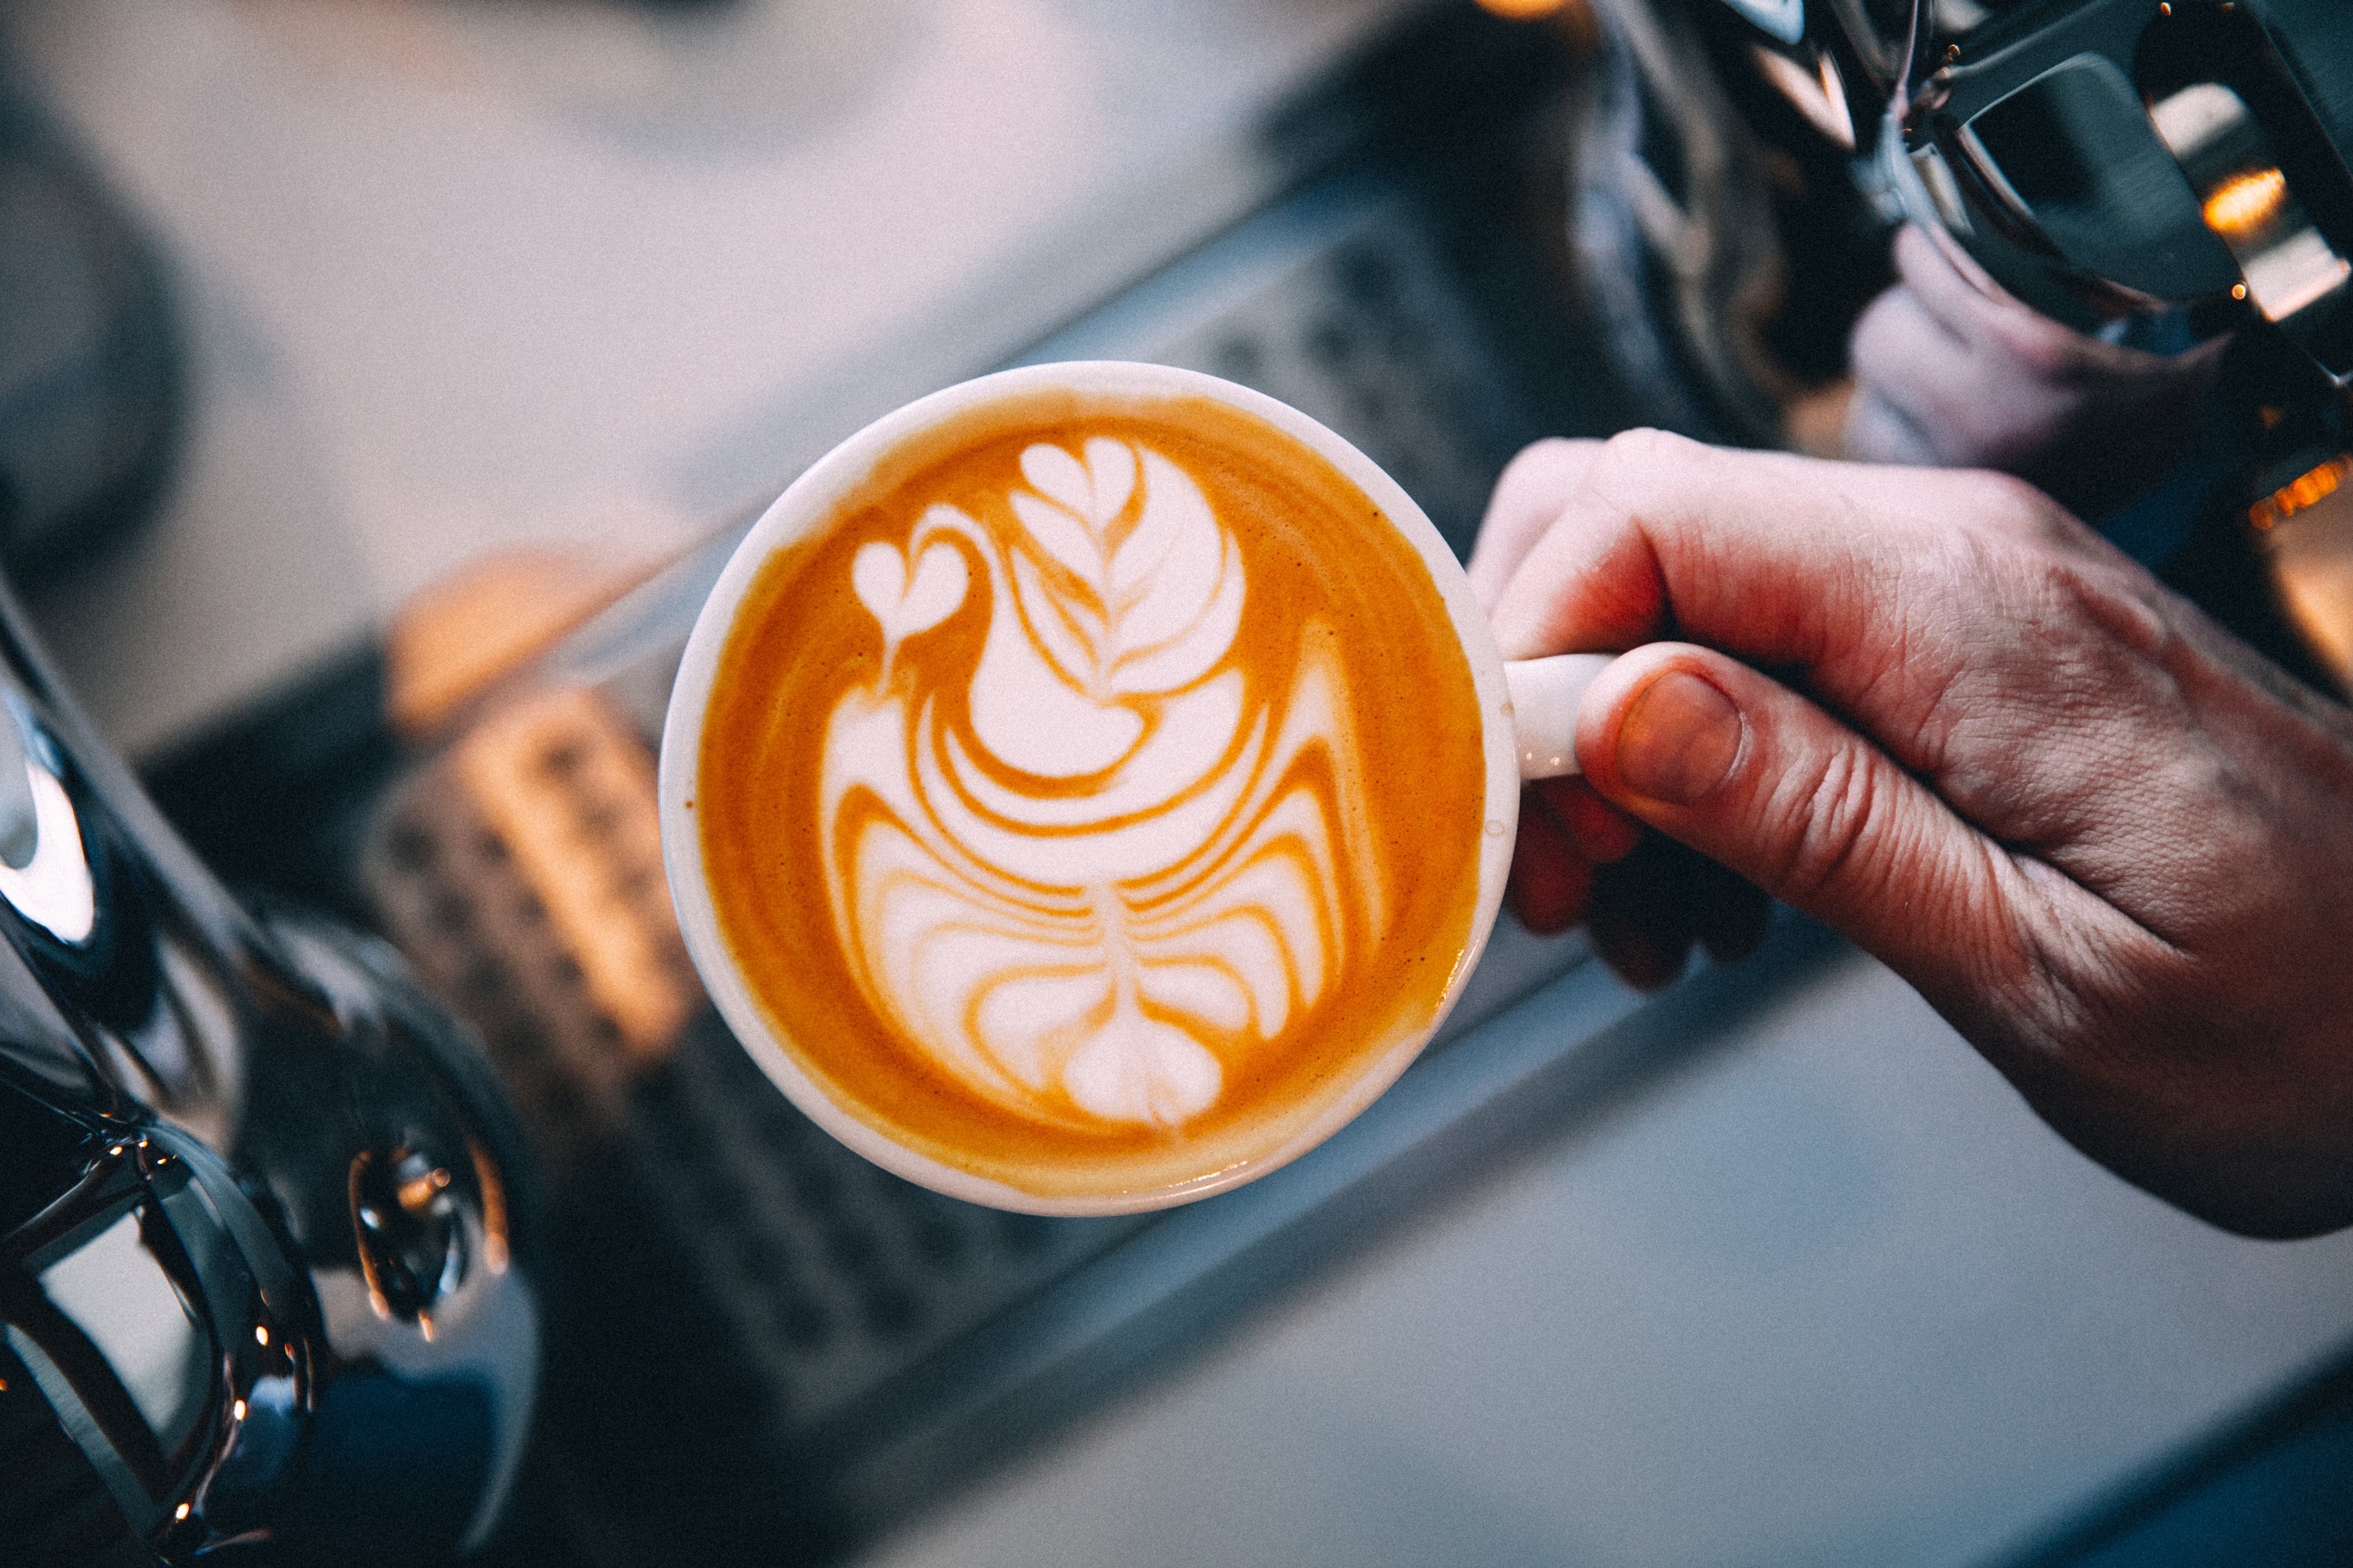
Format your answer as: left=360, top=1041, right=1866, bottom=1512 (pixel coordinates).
left=1842, top=226, right=2227, bottom=516
left=1469, top=430, right=2353, bottom=1237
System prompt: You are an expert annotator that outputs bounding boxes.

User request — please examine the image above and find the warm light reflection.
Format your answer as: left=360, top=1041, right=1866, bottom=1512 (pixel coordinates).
left=254, top=1325, right=269, bottom=1346
left=397, top=1165, right=453, bottom=1214
left=1475, top=0, right=1572, bottom=15
left=468, top=1137, right=512, bottom=1275
left=2251, top=453, right=2353, bottom=531
left=454, top=688, right=696, bottom=1061
left=2253, top=454, right=2353, bottom=691
left=232, top=1399, right=246, bottom=1421
left=2204, top=167, right=2287, bottom=239
left=1751, top=43, right=1855, bottom=150
left=385, top=548, right=665, bottom=736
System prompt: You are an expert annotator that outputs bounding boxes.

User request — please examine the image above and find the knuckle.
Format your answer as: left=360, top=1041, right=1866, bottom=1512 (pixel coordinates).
left=1483, top=437, right=1605, bottom=540
left=1765, top=742, right=1888, bottom=908
left=1846, top=290, right=1909, bottom=368
left=1939, top=469, right=2097, bottom=559
left=1583, top=429, right=1713, bottom=520
left=1987, top=313, right=2084, bottom=379
left=1949, top=468, right=2055, bottom=537
left=1489, top=438, right=1574, bottom=501
left=1592, top=427, right=1698, bottom=486
left=2038, top=556, right=2175, bottom=659
left=1501, top=435, right=1585, bottom=477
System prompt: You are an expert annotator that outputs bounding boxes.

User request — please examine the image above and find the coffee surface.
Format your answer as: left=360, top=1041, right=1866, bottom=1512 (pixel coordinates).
left=696, top=388, right=1488, bottom=1198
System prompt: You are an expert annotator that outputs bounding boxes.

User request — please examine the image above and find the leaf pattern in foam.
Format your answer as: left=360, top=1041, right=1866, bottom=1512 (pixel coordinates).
left=822, top=441, right=1383, bottom=1131
left=1007, top=441, right=1238, bottom=700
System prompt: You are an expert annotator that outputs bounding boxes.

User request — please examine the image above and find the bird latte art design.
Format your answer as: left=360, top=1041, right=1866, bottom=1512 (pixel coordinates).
left=830, top=435, right=1372, bottom=1128
left=691, top=388, right=1490, bottom=1202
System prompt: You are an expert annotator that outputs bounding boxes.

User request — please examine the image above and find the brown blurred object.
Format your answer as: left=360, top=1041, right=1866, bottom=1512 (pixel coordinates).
left=1782, top=376, right=1855, bottom=458
left=2253, top=451, right=2353, bottom=691
left=385, top=546, right=661, bottom=735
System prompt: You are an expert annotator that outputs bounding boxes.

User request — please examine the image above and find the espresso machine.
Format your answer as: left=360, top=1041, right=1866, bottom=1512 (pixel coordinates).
left=0, top=589, right=541, bottom=1565
left=1572, top=0, right=2353, bottom=684
left=0, top=73, right=540, bottom=1567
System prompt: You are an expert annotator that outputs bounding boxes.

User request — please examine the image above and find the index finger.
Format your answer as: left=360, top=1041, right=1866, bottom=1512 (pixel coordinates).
left=1468, top=437, right=1607, bottom=612
left=1486, top=429, right=2092, bottom=766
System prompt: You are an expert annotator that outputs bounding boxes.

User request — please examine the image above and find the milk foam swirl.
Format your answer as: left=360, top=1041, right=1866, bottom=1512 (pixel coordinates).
left=820, top=438, right=1383, bottom=1128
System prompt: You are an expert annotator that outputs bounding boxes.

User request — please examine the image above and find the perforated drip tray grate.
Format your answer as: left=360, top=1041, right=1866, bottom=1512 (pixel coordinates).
left=622, top=1015, right=1151, bottom=1428
left=1020, top=183, right=1538, bottom=560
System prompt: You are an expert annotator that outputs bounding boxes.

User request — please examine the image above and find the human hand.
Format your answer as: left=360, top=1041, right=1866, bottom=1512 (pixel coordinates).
left=1475, top=439, right=1772, bottom=987
left=1470, top=430, right=2353, bottom=1236
left=1843, top=226, right=2225, bottom=514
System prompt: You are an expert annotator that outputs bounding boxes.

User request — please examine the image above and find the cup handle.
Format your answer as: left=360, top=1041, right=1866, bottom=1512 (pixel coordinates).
left=1504, top=653, right=1616, bottom=780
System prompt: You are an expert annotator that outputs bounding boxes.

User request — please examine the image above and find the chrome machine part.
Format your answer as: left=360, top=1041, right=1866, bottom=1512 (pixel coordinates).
left=1631, top=0, right=2353, bottom=681
left=1867, top=0, right=2353, bottom=681
left=1867, top=0, right=2351, bottom=368
left=0, top=571, right=540, bottom=1566
left=1572, top=0, right=1803, bottom=447
left=1570, top=0, right=1908, bottom=449
left=1583, top=0, right=2352, bottom=428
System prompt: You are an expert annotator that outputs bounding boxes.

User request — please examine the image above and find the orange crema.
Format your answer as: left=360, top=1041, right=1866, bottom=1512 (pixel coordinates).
left=697, top=388, right=1488, bottom=1198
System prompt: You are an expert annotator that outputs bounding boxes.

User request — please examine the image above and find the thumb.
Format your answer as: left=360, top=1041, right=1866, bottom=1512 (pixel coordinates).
left=1577, top=644, right=2021, bottom=992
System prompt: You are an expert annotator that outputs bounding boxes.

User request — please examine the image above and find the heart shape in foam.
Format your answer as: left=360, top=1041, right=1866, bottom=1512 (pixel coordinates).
left=853, top=539, right=968, bottom=649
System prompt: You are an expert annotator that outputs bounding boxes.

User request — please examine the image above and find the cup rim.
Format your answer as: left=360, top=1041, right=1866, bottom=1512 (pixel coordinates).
left=658, top=361, right=1519, bottom=1215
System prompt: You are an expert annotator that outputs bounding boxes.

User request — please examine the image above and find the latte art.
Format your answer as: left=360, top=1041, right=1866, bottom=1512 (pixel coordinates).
left=822, top=438, right=1381, bottom=1129
left=684, top=379, right=1496, bottom=1206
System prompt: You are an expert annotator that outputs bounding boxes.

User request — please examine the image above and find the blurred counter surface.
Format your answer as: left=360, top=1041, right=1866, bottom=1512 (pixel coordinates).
left=4, top=0, right=1419, bottom=758
left=9, top=3, right=2353, bottom=1566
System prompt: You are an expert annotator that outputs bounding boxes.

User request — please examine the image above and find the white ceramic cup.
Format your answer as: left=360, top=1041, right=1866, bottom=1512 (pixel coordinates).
left=659, top=362, right=1608, bottom=1215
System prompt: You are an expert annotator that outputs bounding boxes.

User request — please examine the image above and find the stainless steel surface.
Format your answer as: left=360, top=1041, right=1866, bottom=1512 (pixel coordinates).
left=0, top=575, right=539, bottom=1563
